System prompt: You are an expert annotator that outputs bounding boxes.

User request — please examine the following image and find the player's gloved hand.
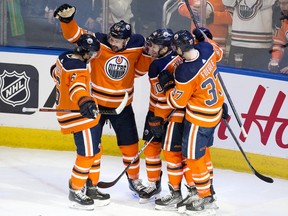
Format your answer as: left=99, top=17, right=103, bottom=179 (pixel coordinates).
left=53, top=4, right=76, bottom=23
left=222, top=103, right=229, bottom=120
left=158, top=70, right=175, bottom=92
left=148, top=116, right=164, bottom=138
left=78, top=96, right=97, bottom=119
left=192, top=27, right=213, bottom=42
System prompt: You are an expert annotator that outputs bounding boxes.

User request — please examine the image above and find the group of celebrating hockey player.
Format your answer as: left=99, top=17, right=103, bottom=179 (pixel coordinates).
left=51, top=2, right=229, bottom=216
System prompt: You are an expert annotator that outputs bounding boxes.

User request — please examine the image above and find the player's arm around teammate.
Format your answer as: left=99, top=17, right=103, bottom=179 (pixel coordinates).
left=157, top=29, right=225, bottom=215
left=53, top=3, right=154, bottom=197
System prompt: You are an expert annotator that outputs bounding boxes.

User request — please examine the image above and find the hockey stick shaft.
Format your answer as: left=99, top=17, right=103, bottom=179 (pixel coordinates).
left=183, top=0, right=248, bottom=138
left=22, top=92, right=129, bottom=115
left=223, top=119, right=273, bottom=183
left=218, top=75, right=248, bottom=138
left=23, top=107, right=117, bottom=115
left=97, top=135, right=155, bottom=188
left=97, top=109, right=176, bottom=188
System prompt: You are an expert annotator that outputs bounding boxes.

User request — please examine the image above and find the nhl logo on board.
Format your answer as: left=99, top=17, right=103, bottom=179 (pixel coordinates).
left=0, top=70, right=31, bottom=107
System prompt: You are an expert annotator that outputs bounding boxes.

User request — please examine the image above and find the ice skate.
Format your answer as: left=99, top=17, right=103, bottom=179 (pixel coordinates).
left=203, top=195, right=219, bottom=210
left=86, top=178, right=110, bottom=207
left=177, top=185, right=198, bottom=212
left=178, top=196, right=217, bottom=216
left=126, top=173, right=146, bottom=197
left=68, top=181, right=94, bottom=210
left=139, top=172, right=162, bottom=204
left=155, top=183, right=182, bottom=211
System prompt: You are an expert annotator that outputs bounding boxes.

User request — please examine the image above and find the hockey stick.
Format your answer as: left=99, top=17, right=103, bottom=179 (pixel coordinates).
left=22, top=91, right=129, bottom=115
left=183, top=0, right=248, bottom=138
left=223, top=119, right=274, bottom=183
left=97, top=109, right=176, bottom=188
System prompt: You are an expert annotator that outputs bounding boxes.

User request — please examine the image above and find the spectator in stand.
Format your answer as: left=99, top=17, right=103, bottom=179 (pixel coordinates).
left=131, top=0, right=165, bottom=36
left=45, top=0, right=102, bottom=32
left=108, top=0, right=135, bottom=32
left=268, top=0, right=288, bottom=74
left=222, top=0, right=277, bottom=71
left=178, top=0, right=232, bottom=62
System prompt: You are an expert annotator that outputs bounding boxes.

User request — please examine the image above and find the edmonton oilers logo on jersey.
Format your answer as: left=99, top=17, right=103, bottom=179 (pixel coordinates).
left=237, top=0, right=262, bottom=20
left=105, top=55, right=129, bottom=80
left=0, top=70, right=30, bottom=107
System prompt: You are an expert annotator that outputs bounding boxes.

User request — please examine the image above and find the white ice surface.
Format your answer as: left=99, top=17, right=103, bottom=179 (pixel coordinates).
left=0, top=146, right=287, bottom=216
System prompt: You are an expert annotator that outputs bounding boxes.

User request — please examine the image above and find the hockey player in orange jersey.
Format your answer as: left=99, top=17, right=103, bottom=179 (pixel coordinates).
left=268, top=0, right=288, bottom=74
left=50, top=34, right=110, bottom=210
left=53, top=4, right=152, bottom=197
left=178, top=0, right=232, bottom=59
left=139, top=28, right=196, bottom=209
left=157, top=29, right=225, bottom=215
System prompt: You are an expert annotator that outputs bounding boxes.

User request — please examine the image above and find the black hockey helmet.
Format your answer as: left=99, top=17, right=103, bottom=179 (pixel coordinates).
left=76, top=34, right=100, bottom=54
left=172, top=30, right=194, bottom=52
left=150, top=28, right=174, bottom=47
left=109, top=20, right=132, bottom=39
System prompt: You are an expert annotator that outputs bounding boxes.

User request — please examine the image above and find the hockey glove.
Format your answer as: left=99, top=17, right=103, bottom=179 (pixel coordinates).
left=78, top=96, right=97, bottom=119
left=193, top=27, right=213, bottom=42
left=158, top=70, right=175, bottom=92
left=53, top=4, right=76, bottom=23
left=222, top=103, right=229, bottom=120
left=148, top=116, right=164, bottom=138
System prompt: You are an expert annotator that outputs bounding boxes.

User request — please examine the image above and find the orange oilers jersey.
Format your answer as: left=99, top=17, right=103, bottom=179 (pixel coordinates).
left=271, top=19, right=288, bottom=61
left=60, top=20, right=152, bottom=108
left=148, top=51, right=184, bottom=123
left=166, top=42, right=224, bottom=127
left=51, top=51, right=100, bottom=134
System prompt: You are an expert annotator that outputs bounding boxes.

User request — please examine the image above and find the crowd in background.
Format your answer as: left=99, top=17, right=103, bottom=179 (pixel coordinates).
left=2, top=0, right=288, bottom=73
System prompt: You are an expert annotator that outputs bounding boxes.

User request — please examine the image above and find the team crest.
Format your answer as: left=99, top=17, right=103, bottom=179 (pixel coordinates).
left=105, top=55, right=129, bottom=80
left=237, top=0, right=262, bottom=20
left=0, top=70, right=30, bottom=107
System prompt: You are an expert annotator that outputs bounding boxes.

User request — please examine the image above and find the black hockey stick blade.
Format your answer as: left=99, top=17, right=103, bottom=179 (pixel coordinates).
left=223, top=119, right=274, bottom=183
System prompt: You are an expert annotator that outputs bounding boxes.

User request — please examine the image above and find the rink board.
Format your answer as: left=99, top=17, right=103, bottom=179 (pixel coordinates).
left=0, top=47, right=287, bottom=179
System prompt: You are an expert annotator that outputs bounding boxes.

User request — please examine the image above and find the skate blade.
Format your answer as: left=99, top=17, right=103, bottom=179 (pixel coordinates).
left=139, top=193, right=160, bottom=204
left=131, top=191, right=140, bottom=198
left=155, top=204, right=178, bottom=211
left=205, top=202, right=219, bottom=210
left=184, top=208, right=216, bottom=216
left=69, top=201, right=94, bottom=211
left=177, top=205, right=186, bottom=214
left=94, top=199, right=110, bottom=207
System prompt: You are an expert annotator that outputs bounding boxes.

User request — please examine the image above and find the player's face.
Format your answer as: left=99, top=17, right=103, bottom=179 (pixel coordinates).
left=175, top=46, right=183, bottom=57
left=149, top=43, right=161, bottom=58
left=279, top=0, right=288, bottom=15
left=84, top=51, right=97, bottom=63
left=108, top=35, right=127, bottom=52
